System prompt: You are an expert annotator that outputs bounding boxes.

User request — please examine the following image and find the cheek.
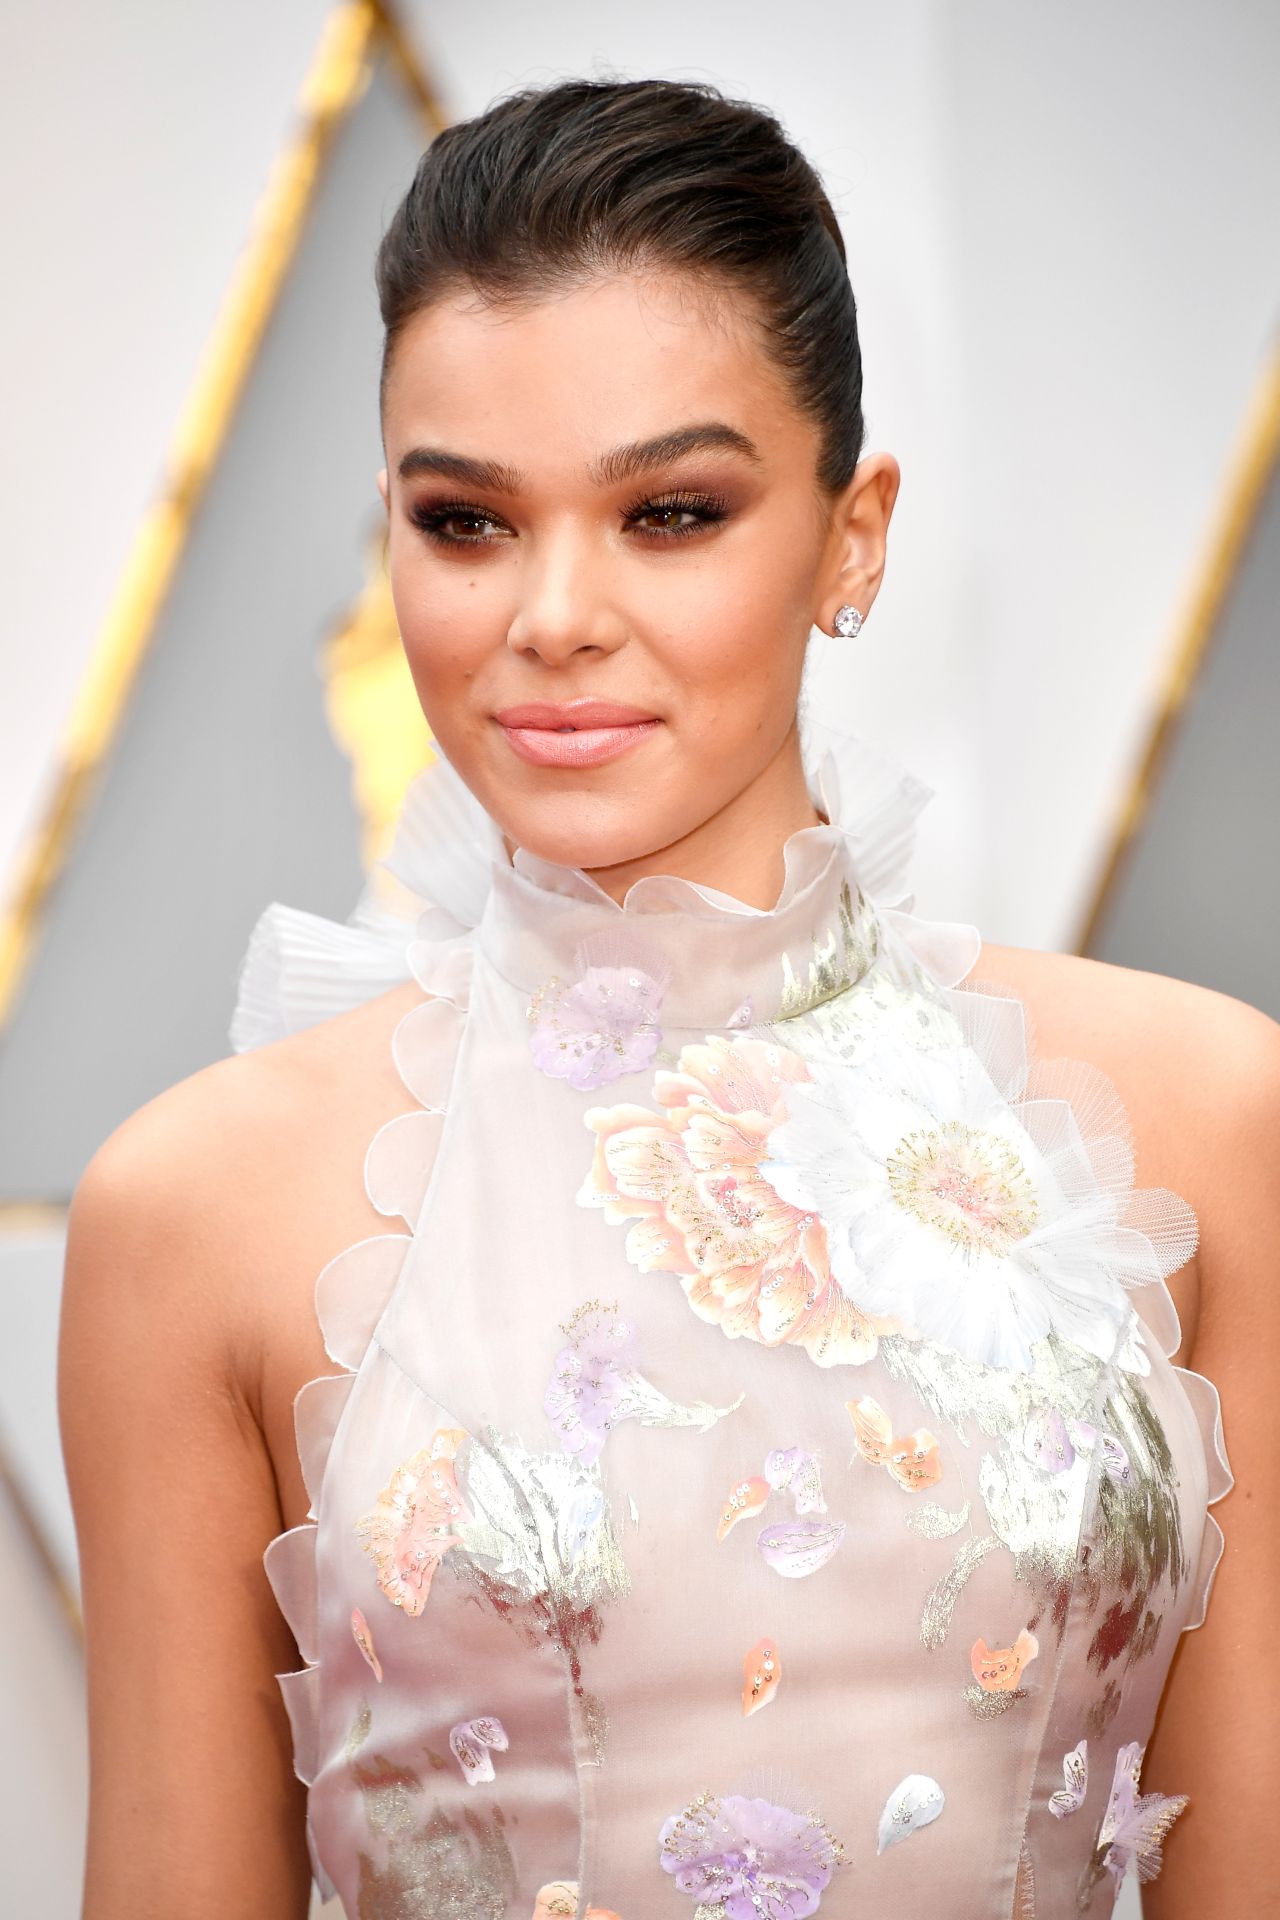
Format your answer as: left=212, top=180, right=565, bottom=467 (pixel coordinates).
left=390, top=556, right=495, bottom=694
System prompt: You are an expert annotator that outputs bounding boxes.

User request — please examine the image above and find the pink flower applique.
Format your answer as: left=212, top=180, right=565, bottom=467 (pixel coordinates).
left=970, top=1627, right=1039, bottom=1692
left=354, top=1427, right=470, bottom=1616
left=742, top=1635, right=781, bottom=1716
left=544, top=1299, right=743, bottom=1466
left=658, top=1789, right=844, bottom=1916
left=578, top=1033, right=898, bottom=1367
left=527, top=931, right=671, bottom=1091
left=350, top=1606, right=383, bottom=1681
left=1095, top=1741, right=1188, bottom=1889
left=847, top=1395, right=943, bottom=1493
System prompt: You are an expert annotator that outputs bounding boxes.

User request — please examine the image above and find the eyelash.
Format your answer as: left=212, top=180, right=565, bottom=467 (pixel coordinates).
left=407, top=488, right=731, bottom=548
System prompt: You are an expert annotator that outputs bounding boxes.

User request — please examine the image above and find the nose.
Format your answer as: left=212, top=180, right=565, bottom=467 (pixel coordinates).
left=505, top=521, right=626, bottom=666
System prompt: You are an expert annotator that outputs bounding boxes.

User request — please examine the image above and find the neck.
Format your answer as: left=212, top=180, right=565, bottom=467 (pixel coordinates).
left=581, top=723, right=824, bottom=910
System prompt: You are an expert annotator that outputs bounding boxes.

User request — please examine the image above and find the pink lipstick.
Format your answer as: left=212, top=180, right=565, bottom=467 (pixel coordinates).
left=493, top=698, right=662, bottom=769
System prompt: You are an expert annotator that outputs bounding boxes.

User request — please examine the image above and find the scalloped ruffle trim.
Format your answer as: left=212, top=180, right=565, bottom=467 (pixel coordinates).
left=260, top=935, right=472, bottom=1902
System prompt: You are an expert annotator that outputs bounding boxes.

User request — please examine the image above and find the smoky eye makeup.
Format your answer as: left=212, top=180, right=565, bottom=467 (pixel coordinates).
left=406, top=483, right=735, bottom=549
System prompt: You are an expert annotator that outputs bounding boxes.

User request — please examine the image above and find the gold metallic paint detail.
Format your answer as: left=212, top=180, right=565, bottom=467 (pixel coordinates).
left=355, top=1797, right=517, bottom=1918
left=357, top=1752, right=425, bottom=1839
left=1077, top=341, right=1280, bottom=955
left=450, top=1426, right=630, bottom=1768
left=777, top=880, right=879, bottom=1018
left=962, top=1682, right=1027, bottom=1718
left=0, top=0, right=447, bottom=1035
left=921, top=1535, right=1000, bottom=1649
left=346, top=1700, right=374, bottom=1759
left=905, top=1499, right=971, bottom=1539
left=882, top=1328, right=1107, bottom=1453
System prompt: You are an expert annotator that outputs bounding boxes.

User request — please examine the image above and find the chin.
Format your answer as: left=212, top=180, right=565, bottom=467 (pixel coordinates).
left=494, top=791, right=690, bottom=878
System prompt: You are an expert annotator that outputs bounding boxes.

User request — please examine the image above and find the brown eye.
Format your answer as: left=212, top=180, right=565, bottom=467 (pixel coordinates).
left=623, top=489, right=731, bottom=541
left=408, top=499, right=508, bottom=546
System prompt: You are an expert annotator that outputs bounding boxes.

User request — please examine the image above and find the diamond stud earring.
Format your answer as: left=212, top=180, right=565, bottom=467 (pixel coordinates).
left=833, top=604, right=863, bottom=638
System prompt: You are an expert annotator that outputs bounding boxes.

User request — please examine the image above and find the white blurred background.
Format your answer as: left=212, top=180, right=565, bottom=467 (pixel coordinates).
left=1, top=2, right=1277, bottom=1913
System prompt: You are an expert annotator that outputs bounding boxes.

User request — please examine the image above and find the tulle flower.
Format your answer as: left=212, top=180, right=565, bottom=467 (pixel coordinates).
left=1096, top=1741, right=1188, bottom=1889
left=760, top=987, right=1196, bottom=1374
left=658, top=1790, right=844, bottom=1916
left=528, top=932, right=671, bottom=1091
left=578, top=1034, right=892, bottom=1367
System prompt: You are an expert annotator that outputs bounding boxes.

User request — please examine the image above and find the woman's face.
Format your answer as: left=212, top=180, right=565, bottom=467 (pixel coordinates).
left=378, top=268, right=897, bottom=891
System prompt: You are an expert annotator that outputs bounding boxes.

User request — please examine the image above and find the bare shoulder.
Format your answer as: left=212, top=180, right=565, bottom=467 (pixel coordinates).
left=971, top=939, right=1280, bottom=1360
left=66, top=976, right=425, bottom=1429
left=59, top=981, right=428, bottom=1913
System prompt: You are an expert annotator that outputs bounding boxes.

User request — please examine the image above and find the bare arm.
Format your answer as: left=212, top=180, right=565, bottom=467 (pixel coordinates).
left=1141, top=992, right=1280, bottom=1918
left=59, top=1069, right=312, bottom=1919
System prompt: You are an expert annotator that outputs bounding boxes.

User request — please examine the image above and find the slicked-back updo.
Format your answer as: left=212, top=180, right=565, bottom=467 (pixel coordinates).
left=375, top=76, right=866, bottom=495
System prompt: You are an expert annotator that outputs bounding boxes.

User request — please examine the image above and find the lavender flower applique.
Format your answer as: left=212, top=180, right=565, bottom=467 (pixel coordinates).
left=527, top=930, right=672, bottom=1092
left=545, top=1300, right=742, bottom=1465
left=659, top=1789, right=844, bottom=1918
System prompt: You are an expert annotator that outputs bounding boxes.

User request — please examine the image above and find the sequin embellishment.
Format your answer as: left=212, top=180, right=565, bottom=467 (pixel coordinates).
left=742, top=1635, right=781, bottom=1715
left=578, top=1033, right=888, bottom=1368
left=354, top=1427, right=470, bottom=1615
left=876, top=1774, right=945, bottom=1853
left=1049, top=1738, right=1088, bottom=1819
left=528, top=931, right=671, bottom=1091
left=658, top=1789, right=844, bottom=1914
left=449, top=1715, right=509, bottom=1786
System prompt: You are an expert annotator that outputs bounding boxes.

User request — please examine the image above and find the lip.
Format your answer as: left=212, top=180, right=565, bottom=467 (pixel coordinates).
left=492, top=699, right=662, bottom=770
left=493, top=699, right=659, bottom=728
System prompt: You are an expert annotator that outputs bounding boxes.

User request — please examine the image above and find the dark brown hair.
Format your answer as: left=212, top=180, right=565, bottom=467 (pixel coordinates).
left=375, top=75, right=865, bottom=493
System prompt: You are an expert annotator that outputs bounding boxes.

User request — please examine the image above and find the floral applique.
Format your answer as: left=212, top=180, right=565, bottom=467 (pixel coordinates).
left=757, top=1518, right=846, bottom=1578
left=965, top=1628, right=1039, bottom=1714
left=742, top=1636, right=781, bottom=1716
left=847, top=1395, right=943, bottom=1492
left=659, top=1790, right=844, bottom=1915
left=545, top=1299, right=743, bottom=1465
left=717, top=1475, right=771, bottom=1541
left=876, top=1774, right=944, bottom=1853
left=759, top=1032, right=1174, bottom=1376
left=1048, top=1738, right=1088, bottom=1818
left=532, top=1890, right=622, bottom=1920
left=449, top=1714, right=509, bottom=1786
left=764, top=1444, right=827, bottom=1514
left=716, top=1450, right=844, bottom=1572
left=350, top=1606, right=383, bottom=1681
left=528, top=931, right=671, bottom=1091
left=1076, top=1741, right=1188, bottom=1905
left=578, top=1033, right=895, bottom=1367
left=354, top=1427, right=470, bottom=1615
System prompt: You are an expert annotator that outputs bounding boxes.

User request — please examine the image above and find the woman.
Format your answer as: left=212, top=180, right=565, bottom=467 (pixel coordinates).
left=60, top=76, right=1273, bottom=1919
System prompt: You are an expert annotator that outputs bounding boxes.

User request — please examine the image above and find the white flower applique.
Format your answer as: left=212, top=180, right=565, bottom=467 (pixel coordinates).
left=1078, top=1740, right=1188, bottom=1900
left=759, top=1005, right=1194, bottom=1375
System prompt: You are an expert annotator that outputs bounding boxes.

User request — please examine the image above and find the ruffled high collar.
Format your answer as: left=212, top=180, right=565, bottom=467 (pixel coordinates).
left=229, top=717, right=982, bottom=1051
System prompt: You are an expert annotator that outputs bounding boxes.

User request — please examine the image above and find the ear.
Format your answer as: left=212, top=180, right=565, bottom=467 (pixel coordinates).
left=376, top=466, right=389, bottom=512
left=817, top=451, right=901, bottom=635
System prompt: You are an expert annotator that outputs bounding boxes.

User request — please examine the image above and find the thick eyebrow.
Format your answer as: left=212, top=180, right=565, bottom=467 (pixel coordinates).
left=396, top=421, right=762, bottom=493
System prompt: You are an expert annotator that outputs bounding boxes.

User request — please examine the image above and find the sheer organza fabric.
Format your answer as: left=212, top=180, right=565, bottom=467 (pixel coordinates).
left=232, top=722, right=1230, bottom=1919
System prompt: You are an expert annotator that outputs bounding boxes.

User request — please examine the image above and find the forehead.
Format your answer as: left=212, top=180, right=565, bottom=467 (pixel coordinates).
left=381, top=269, right=808, bottom=472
